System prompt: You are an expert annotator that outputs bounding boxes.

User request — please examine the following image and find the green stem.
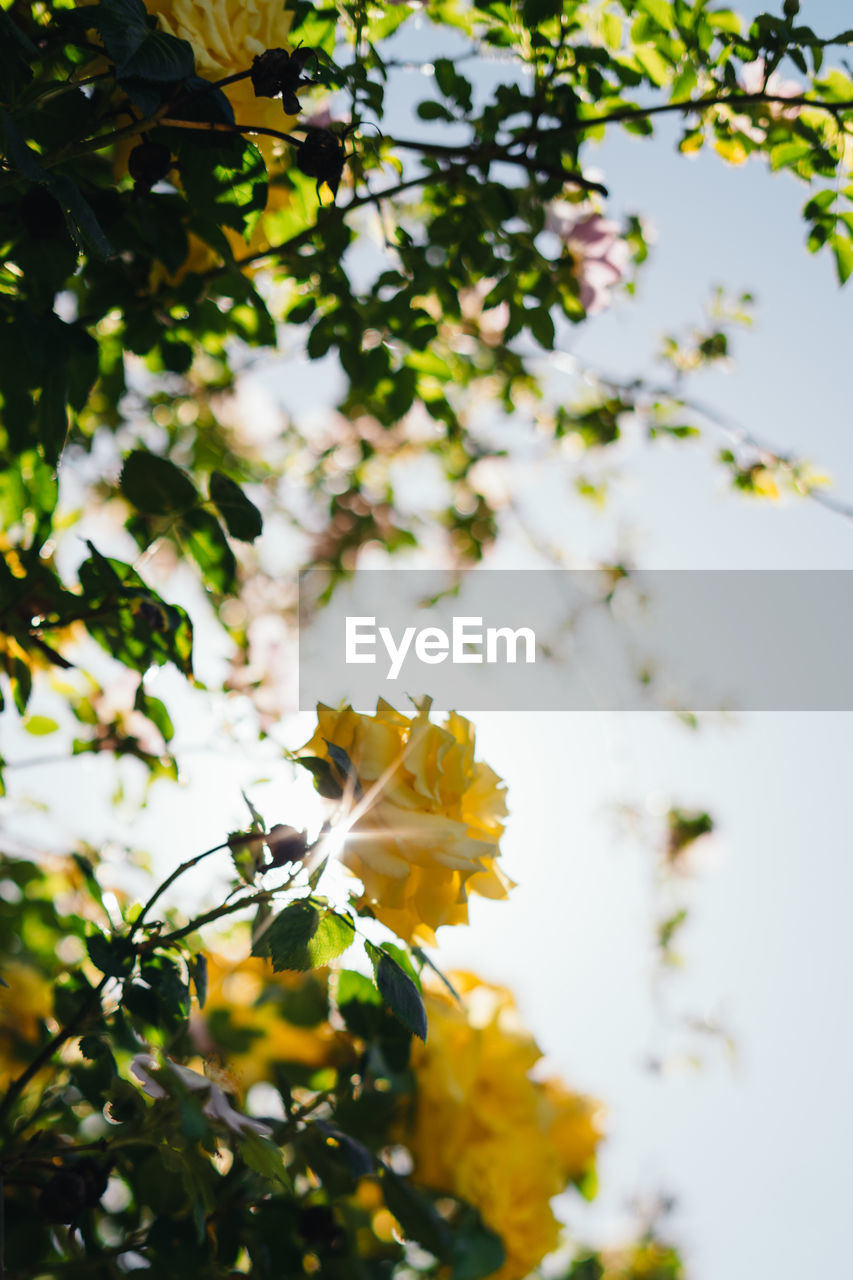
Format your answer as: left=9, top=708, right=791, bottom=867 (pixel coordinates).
left=128, top=840, right=230, bottom=943
left=135, top=888, right=275, bottom=952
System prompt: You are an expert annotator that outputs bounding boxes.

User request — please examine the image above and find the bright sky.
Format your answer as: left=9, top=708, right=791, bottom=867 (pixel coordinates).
left=438, top=1, right=853, bottom=1271
left=4, top=2, right=852, bottom=1276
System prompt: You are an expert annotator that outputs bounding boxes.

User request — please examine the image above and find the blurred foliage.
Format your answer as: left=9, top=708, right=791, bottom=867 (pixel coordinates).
left=1, top=0, right=850, bottom=1273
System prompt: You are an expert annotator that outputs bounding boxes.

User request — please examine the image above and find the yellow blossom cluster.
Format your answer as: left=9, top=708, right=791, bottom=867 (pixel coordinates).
left=0, top=961, right=54, bottom=1084
left=405, top=974, right=604, bottom=1280
left=299, top=700, right=512, bottom=946
left=141, top=0, right=300, bottom=274
left=193, top=952, right=349, bottom=1095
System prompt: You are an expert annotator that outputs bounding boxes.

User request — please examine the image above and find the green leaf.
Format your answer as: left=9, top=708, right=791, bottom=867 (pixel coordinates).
left=634, top=44, right=671, bottom=86
left=119, top=31, right=195, bottom=82
left=120, top=451, right=198, bottom=516
left=639, top=0, right=673, bottom=28
left=209, top=471, right=263, bottom=542
left=336, top=968, right=383, bottom=1036
left=171, top=131, right=268, bottom=233
left=87, top=0, right=150, bottom=70
left=416, top=100, right=454, bottom=122
left=134, top=689, right=175, bottom=742
left=769, top=140, right=812, bottom=171
left=188, top=954, right=208, bottom=1008
left=367, top=942, right=427, bottom=1040
left=451, top=1206, right=506, bottom=1280
left=48, top=174, right=113, bottom=259
left=229, top=830, right=266, bottom=883
left=297, top=755, right=344, bottom=799
left=239, top=1130, right=291, bottom=1187
left=522, top=0, right=563, bottom=27
left=77, top=543, right=195, bottom=677
left=0, top=110, right=111, bottom=258
left=36, top=368, right=69, bottom=466
left=86, top=930, right=135, bottom=978
left=178, top=508, right=237, bottom=594
left=380, top=1169, right=449, bottom=1258
left=831, top=232, right=853, bottom=284
left=252, top=900, right=355, bottom=971
left=323, top=739, right=362, bottom=794
left=22, top=714, right=59, bottom=736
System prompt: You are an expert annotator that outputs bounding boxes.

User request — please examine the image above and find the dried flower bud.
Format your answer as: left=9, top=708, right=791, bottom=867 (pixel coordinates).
left=250, top=47, right=315, bottom=115
left=266, top=824, right=309, bottom=867
left=128, top=141, right=173, bottom=194
left=296, top=129, right=345, bottom=199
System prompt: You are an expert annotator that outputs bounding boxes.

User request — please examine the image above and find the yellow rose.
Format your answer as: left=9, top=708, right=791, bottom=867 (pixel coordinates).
left=299, top=699, right=512, bottom=946
left=405, top=974, right=604, bottom=1280
left=195, top=953, right=350, bottom=1095
left=540, top=1077, right=605, bottom=1186
left=0, top=961, right=54, bottom=1084
left=142, top=0, right=300, bottom=270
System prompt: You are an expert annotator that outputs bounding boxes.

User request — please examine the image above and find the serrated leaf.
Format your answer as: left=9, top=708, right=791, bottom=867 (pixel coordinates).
left=239, top=1130, right=291, bottom=1186
left=79, top=1034, right=118, bottom=1075
left=297, top=755, right=344, bottom=799
left=323, top=739, right=362, bottom=794
left=380, top=1169, right=449, bottom=1258
left=252, top=900, right=355, bottom=970
left=86, top=930, right=135, bottom=978
left=368, top=943, right=427, bottom=1040
left=87, top=0, right=150, bottom=69
left=209, top=471, right=263, bottom=542
left=119, top=30, right=195, bottom=81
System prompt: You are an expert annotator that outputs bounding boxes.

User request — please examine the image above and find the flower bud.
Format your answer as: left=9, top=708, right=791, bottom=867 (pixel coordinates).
left=266, top=824, right=309, bottom=867
left=296, top=129, right=345, bottom=198
left=128, top=141, right=173, bottom=194
left=250, top=47, right=315, bottom=115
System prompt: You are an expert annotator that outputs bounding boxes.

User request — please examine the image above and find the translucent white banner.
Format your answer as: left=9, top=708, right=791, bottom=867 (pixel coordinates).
left=298, top=569, right=853, bottom=711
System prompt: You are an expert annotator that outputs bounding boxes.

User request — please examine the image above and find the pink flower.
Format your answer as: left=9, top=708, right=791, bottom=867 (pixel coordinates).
left=545, top=205, right=630, bottom=314
left=301, top=104, right=346, bottom=131
left=739, top=58, right=802, bottom=120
